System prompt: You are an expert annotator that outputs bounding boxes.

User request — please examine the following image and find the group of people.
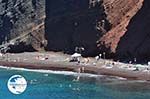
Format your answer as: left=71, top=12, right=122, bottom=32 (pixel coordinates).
left=35, top=55, right=49, bottom=61
left=70, top=49, right=105, bottom=66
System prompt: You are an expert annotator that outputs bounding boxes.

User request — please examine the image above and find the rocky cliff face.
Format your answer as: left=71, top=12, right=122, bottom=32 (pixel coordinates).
left=116, top=0, right=150, bottom=62
left=1, top=0, right=149, bottom=61
left=45, top=0, right=144, bottom=57
left=98, top=0, right=144, bottom=58
left=0, top=0, right=45, bottom=52
left=45, top=0, right=111, bottom=56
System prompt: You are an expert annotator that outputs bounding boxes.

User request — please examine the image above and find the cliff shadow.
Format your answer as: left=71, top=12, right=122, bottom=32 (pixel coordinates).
left=45, top=0, right=111, bottom=56
left=0, top=15, right=13, bottom=44
left=116, top=0, right=150, bottom=63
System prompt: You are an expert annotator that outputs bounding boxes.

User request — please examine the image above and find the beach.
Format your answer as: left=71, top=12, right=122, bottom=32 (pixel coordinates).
left=0, top=52, right=150, bottom=81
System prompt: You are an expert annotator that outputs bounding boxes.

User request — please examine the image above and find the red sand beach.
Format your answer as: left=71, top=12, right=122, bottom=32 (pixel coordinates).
left=0, top=52, right=150, bottom=81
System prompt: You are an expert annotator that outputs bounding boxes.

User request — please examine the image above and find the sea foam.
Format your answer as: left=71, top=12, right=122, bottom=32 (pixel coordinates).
left=0, top=65, right=102, bottom=78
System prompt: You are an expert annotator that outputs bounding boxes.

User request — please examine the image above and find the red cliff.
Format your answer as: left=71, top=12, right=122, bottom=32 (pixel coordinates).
left=1, top=0, right=150, bottom=62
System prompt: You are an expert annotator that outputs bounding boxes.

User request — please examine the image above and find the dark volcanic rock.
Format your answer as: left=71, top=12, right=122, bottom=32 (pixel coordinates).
left=116, top=0, right=150, bottom=61
left=45, top=0, right=111, bottom=56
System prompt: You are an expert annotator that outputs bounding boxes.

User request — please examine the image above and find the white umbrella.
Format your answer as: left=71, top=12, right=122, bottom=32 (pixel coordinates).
left=148, top=62, right=150, bottom=65
left=71, top=53, right=81, bottom=57
left=0, top=53, right=3, bottom=57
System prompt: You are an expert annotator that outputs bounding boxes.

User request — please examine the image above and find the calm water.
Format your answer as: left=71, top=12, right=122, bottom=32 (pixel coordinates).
left=0, top=67, right=150, bottom=99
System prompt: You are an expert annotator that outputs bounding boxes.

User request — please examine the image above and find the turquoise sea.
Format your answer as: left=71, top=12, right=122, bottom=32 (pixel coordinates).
left=0, top=66, right=150, bottom=99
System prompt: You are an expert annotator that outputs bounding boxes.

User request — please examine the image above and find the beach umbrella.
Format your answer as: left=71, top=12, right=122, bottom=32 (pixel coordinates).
left=95, top=56, right=100, bottom=61
left=0, top=53, right=2, bottom=57
left=71, top=53, right=81, bottom=57
left=148, top=62, right=150, bottom=65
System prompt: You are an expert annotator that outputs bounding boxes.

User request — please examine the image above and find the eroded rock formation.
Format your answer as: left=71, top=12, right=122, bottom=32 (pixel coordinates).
left=98, top=0, right=144, bottom=58
left=0, top=0, right=46, bottom=52
left=45, top=0, right=111, bottom=56
left=116, top=0, right=150, bottom=62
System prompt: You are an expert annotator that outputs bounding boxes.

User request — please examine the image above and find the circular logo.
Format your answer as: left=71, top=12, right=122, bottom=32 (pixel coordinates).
left=7, top=75, right=27, bottom=94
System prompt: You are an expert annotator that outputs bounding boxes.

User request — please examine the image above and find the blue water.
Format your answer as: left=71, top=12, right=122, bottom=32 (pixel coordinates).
left=0, top=67, right=150, bottom=99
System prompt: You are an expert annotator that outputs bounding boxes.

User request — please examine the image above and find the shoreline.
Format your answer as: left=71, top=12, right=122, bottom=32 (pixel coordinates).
left=0, top=52, right=150, bottom=81
left=0, top=65, right=105, bottom=78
